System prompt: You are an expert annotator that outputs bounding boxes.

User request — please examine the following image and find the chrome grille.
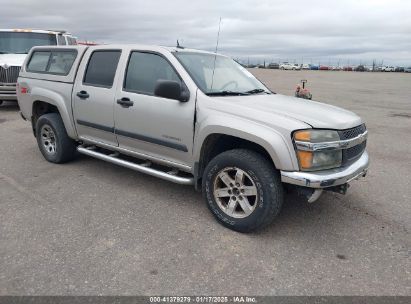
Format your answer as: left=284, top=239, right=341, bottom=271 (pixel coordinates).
left=346, top=141, right=366, bottom=162
left=339, top=124, right=366, bottom=140
left=0, top=66, right=21, bottom=84
left=340, top=124, right=367, bottom=166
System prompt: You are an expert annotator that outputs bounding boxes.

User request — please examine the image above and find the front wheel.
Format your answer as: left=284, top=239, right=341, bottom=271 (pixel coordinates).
left=35, top=113, right=77, bottom=163
left=202, top=149, right=284, bottom=232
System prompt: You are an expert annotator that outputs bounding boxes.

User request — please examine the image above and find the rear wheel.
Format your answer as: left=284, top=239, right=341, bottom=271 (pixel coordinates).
left=202, top=149, right=284, bottom=232
left=36, top=113, right=77, bottom=163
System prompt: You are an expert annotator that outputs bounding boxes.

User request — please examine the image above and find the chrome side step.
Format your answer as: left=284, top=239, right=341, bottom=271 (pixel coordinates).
left=77, top=146, right=194, bottom=185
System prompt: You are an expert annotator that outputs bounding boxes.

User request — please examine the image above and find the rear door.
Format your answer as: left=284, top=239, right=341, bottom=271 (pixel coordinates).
left=72, top=47, right=123, bottom=146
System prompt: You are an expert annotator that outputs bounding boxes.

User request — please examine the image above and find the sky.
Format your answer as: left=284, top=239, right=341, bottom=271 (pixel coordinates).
left=2, top=0, right=411, bottom=66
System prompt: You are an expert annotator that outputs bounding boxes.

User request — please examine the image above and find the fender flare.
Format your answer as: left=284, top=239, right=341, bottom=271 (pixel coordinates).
left=30, top=87, right=77, bottom=139
left=194, top=117, right=299, bottom=171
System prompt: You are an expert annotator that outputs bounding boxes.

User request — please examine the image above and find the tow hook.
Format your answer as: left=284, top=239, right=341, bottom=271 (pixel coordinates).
left=293, top=186, right=323, bottom=203
left=307, top=189, right=323, bottom=203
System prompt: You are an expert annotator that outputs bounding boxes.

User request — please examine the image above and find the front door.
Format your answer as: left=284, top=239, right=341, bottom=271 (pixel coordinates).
left=73, top=49, right=122, bottom=146
left=114, top=50, right=196, bottom=166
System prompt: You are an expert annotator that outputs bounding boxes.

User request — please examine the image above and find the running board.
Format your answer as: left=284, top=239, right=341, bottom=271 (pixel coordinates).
left=77, top=146, right=194, bottom=185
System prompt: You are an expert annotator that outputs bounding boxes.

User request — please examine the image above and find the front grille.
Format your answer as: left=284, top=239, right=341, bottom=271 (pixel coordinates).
left=340, top=124, right=367, bottom=166
left=0, top=66, right=21, bottom=84
left=339, top=123, right=366, bottom=140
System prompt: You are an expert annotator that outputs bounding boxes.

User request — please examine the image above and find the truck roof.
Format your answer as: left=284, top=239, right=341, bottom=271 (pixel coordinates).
left=30, top=44, right=221, bottom=56
left=0, top=29, right=73, bottom=35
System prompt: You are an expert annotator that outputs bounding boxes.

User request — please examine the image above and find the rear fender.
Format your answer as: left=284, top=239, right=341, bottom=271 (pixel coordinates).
left=29, top=87, right=77, bottom=139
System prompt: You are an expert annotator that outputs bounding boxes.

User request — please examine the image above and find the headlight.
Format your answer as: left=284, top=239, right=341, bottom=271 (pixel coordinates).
left=293, top=129, right=342, bottom=171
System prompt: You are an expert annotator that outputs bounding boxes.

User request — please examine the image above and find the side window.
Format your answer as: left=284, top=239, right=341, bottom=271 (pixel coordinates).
left=124, top=52, right=181, bottom=95
left=27, top=51, right=51, bottom=72
left=48, top=51, right=77, bottom=74
left=57, top=35, right=66, bottom=45
left=27, top=50, right=77, bottom=75
left=83, top=50, right=121, bottom=88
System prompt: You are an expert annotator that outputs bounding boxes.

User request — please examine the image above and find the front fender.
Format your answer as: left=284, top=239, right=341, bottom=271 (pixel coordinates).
left=194, top=115, right=300, bottom=171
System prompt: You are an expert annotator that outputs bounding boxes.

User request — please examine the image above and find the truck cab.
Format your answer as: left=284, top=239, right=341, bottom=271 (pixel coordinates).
left=0, top=29, right=76, bottom=104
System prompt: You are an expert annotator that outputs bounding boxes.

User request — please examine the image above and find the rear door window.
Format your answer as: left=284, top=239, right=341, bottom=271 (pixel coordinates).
left=83, top=50, right=121, bottom=88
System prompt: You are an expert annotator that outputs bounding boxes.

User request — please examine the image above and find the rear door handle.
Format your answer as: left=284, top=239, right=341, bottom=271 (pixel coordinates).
left=117, top=97, right=134, bottom=108
left=76, top=90, right=89, bottom=99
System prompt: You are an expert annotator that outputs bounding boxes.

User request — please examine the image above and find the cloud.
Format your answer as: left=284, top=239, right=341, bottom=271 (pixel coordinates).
left=2, top=0, right=411, bottom=65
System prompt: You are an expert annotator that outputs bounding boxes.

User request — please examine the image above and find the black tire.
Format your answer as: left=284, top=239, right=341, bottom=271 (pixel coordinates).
left=35, top=113, right=77, bottom=163
left=202, top=149, right=284, bottom=232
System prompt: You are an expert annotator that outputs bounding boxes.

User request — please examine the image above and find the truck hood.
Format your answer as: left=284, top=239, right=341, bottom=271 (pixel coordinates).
left=0, top=54, right=27, bottom=67
left=211, top=93, right=362, bottom=130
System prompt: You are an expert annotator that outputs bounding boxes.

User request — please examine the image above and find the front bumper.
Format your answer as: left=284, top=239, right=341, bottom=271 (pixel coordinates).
left=280, top=151, right=369, bottom=188
left=0, top=84, right=17, bottom=101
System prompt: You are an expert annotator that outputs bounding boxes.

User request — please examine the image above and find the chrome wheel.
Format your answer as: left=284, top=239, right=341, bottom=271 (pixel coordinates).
left=40, top=124, right=57, bottom=155
left=213, top=167, right=258, bottom=218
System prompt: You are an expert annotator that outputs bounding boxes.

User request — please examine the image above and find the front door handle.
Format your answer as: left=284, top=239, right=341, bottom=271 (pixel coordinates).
left=117, top=97, right=134, bottom=108
left=76, top=90, right=89, bottom=99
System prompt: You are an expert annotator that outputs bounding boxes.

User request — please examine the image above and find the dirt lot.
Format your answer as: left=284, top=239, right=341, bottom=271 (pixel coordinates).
left=0, top=70, right=410, bottom=295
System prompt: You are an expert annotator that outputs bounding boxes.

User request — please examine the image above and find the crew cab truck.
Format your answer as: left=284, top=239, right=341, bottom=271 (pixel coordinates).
left=0, top=29, right=76, bottom=105
left=17, top=45, right=369, bottom=232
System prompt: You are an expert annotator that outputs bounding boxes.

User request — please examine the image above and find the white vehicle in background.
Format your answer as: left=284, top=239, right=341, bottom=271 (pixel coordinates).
left=0, top=29, right=76, bottom=104
left=381, top=66, right=394, bottom=72
left=280, top=62, right=301, bottom=70
left=302, top=63, right=310, bottom=70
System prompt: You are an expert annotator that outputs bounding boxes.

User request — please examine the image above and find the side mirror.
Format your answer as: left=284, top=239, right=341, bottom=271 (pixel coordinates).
left=154, top=80, right=189, bottom=102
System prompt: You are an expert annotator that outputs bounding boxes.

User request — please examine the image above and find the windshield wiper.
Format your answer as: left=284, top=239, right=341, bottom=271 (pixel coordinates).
left=244, top=88, right=271, bottom=95
left=0, top=52, right=10, bottom=54
left=206, top=90, right=250, bottom=96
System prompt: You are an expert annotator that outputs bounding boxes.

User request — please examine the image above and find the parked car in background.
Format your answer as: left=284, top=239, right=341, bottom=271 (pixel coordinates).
left=292, top=63, right=301, bottom=70
left=267, top=62, right=279, bottom=69
left=280, top=62, right=300, bottom=70
left=0, top=29, right=76, bottom=105
left=343, top=66, right=353, bottom=71
left=381, top=66, right=395, bottom=72
left=354, top=65, right=366, bottom=72
left=17, top=44, right=369, bottom=232
left=280, top=62, right=292, bottom=70
left=404, top=67, right=411, bottom=73
left=319, top=65, right=329, bottom=70
left=302, top=63, right=310, bottom=70
left=309, top=65, right=319, bottom=70
left=394, top=67, right=404, bottom=72
left=331, top=66, right=342, bottom=71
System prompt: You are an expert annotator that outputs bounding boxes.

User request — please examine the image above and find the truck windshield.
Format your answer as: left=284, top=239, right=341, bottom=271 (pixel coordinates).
left=0, top=32, right=57, bottom=54
left=174, top=52, right=270, bottom=96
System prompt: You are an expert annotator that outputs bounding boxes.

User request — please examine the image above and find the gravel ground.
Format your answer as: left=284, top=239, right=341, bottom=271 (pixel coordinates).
left=0, top=70, right=410, bottom=295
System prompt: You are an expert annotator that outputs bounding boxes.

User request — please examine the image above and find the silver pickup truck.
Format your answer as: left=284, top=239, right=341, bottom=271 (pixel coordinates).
left=17, top=45, right=369, bottom=232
